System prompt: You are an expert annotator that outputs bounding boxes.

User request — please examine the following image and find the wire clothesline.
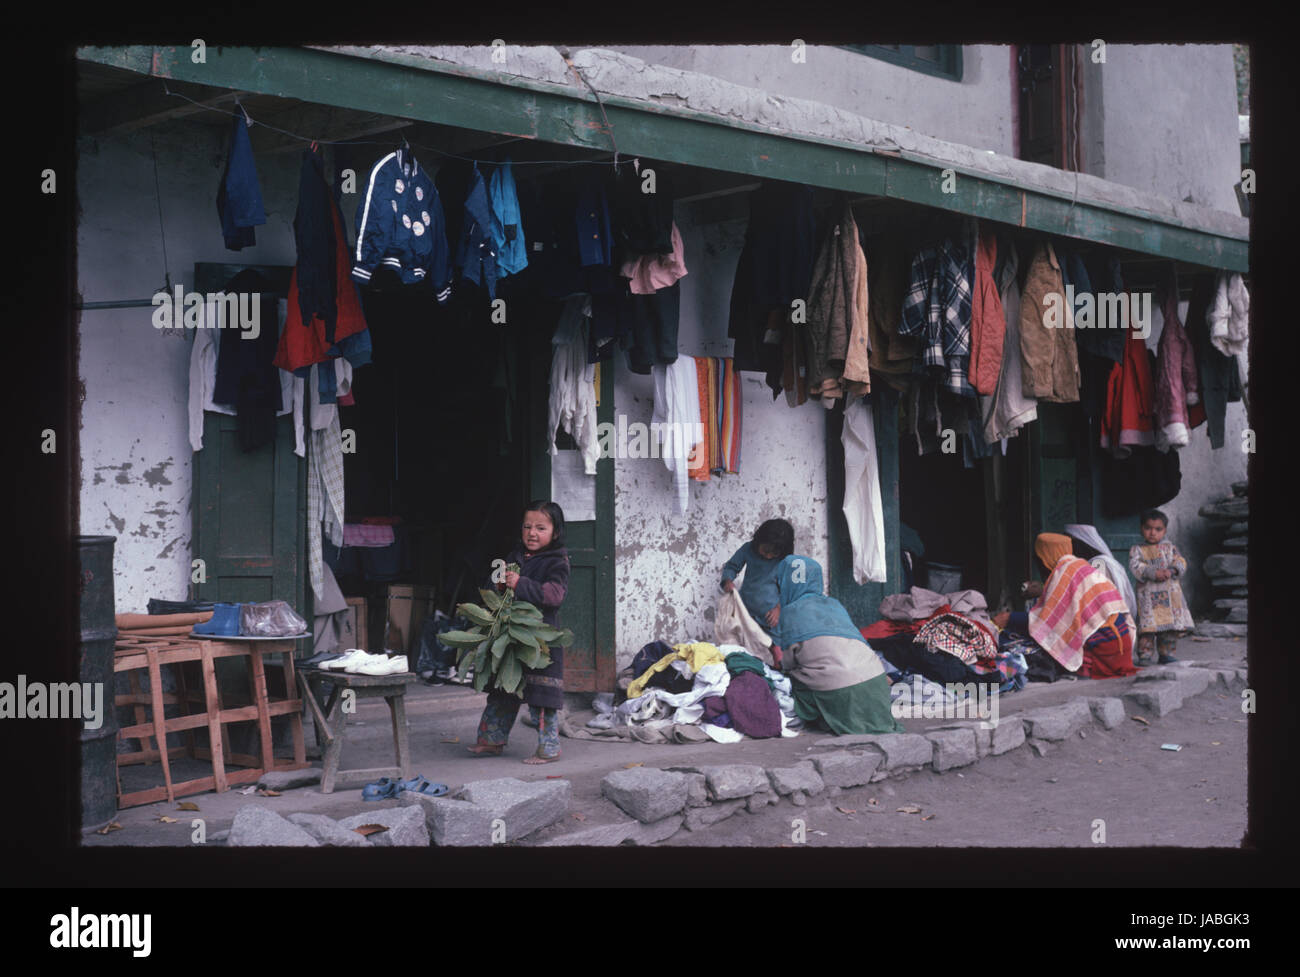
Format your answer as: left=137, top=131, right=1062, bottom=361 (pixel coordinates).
left=164, top=83, right=633, bottom=169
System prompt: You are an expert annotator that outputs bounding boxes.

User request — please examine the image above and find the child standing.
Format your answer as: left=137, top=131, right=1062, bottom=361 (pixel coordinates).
left=720, top=519, right=795, bottom=635
left=467, top=501, right=571, bottom=764
left=1129, top=509, right=1194, bottom=665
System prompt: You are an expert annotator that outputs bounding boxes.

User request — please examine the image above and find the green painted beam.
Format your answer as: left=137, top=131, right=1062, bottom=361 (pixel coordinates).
left=77, top=44, right=1248, bottom=271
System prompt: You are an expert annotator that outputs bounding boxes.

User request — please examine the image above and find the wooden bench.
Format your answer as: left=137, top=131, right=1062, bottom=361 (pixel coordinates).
left=296, top=669, right=414, bottom=793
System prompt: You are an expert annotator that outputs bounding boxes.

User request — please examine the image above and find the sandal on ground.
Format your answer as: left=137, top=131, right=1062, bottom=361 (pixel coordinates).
left=523, top=752, right=561, bottom=765
left=466, top=744, right=504, bottom=756
left=362, top=777, right=401, bottom=801
left=398, top=775, right=449, bottom=796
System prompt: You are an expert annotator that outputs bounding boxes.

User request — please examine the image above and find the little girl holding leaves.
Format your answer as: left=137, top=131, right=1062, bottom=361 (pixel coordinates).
left=464, top=501, right=572, bottom=764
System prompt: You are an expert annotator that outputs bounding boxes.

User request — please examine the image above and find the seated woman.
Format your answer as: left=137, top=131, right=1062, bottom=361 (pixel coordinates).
left=992, top=533, right=1138, bottom=680
left=1064, top=523, right=1137, bottom=617
left=770, top=554, right=904, bottom=735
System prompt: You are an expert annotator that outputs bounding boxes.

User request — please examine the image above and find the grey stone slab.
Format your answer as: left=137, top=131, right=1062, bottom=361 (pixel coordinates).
left=1231, top=480, right=1248, bottom=498
left=1199, top=500, right=1248, bottom=521
left=684, top=799, right=746, bottom=832
left=287, top=812, right=369, bottom=847
left=926, top=728, right=977, bottom=772
left=1222, top=537, right=1248, bottom=550
left=1086, top=697, right=1127, bottom=730
left=813, top=734, right=889, bottom=748
left=600, top=767, right=689, bottom=823
left=401, top=793, right=496, bottom=846
left=1235, top=668, right=1249, bottom=684
left=990, top=718, right=1025, bottom=754
left=701, top=764, right=771, bottom=801
left=685, top=773, right=709, bottom=808
left=1225, top=605, right=1248, bottom=623
left=790, top=791, right=807, bottom=807
left=538, top=814, right=683, bottom=847
left=1194, top=621, right=1247, bottom=638
left=256, top=767, right=323, bottom=791
left=1227, top=520, right=1249, bottom=534
left=1203, top=553, right=1247, bottom=577
left=747, top=790, right=777, bottom=813
left=228, top=806, right=321, bottom=847
left=1210, top=575, right=1248, bottom=588
left=847, top=733, right=930, bottom=770
left=1174, top=670, right=1213, bottom=700
left=812, top=750, right=883, bottom=787
left=766, top=760, right=824, bottom=797
left=1135, top=665, right=1182, bottom=683
left=1028, top=739, right=1052, bottom=757
left=338, top=806, right=430, bottom=847
left=1213, top=598, right=1247, bottom=610
left=1019, top=699, right=1094, bottom=741
left=459, top=777, right=571, bottom=841
left=1124, top=682, right=1184, bottom=718
left=972, top=725, right=991, bottom=758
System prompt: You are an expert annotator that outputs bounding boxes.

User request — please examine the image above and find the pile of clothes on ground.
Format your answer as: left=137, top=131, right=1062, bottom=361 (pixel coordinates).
left=860, top=586, right=1029, bottom=708
left=561, top=641, right=801, bottom=744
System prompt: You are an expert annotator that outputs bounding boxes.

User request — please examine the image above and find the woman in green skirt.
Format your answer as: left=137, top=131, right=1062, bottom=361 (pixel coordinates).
left=770, top=554, right=903, bottom=736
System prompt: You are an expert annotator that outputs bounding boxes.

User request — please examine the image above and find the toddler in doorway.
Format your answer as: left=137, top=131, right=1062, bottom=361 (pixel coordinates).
left=1128, top=509, right=1194, bottom=665
left=720, top=518, right=795, bottom=636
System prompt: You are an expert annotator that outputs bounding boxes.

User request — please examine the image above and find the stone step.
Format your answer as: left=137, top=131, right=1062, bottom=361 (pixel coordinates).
left=1231, top=480, right=1248, bottom=498
left=1204, top=554, right=1247, bottom=578
left=1194, top=621, right=1247, bottom=638
left=1227, top=521, right=1248, bottom=535
left=1199, top=499, right=1249, bottom=521
left=1222, top=536, right=1248, bottom=550
left=1211, top=575, right=1248, bottom=588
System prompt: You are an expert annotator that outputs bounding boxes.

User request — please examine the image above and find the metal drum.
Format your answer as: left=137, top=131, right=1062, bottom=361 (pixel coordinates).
left=78, top=535, right=119, bottom=830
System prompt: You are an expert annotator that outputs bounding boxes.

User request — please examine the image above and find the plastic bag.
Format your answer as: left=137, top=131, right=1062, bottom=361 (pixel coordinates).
left=240, top=600, right=308, bottom=637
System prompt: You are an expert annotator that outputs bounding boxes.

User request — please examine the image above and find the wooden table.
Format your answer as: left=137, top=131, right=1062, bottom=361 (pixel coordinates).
left=113, top=634, right=308, bottom=808
left=297, top=669, right=414, bottom=793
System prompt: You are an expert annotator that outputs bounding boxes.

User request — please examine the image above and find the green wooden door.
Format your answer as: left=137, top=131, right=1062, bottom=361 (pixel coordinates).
left=528, top=341, right=616, bottom=693
left=826, top=388, right=902, bottom=626
left=191, top=263, right=306, bottom=618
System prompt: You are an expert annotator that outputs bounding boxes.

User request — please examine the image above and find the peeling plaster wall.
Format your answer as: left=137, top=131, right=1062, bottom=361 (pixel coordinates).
left=607, top=45, right=1014, bottom=155
left=610, top=206, right=829, bottom=669
left=76, top=122, right=299, bottom=613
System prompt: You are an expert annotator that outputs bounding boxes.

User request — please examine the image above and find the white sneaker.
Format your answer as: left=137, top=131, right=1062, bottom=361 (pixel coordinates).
left=351, top=655, right=409, bottom=676
left=319, top=649, right=371, bottom=671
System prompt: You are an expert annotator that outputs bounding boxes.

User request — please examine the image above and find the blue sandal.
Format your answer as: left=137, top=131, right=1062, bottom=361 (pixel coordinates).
left=397, top=775, right=448, bottom=797
left=362, top=777, right=401, bottom=801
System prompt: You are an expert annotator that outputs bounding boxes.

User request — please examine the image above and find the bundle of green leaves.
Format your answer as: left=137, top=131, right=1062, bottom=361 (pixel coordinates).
left=439, top=565, right=574, bottom=697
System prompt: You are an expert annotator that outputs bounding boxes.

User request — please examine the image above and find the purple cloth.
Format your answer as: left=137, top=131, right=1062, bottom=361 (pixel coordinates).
left=343, top=524, right=396, bottom=548
left=701, top=695, right=731, bottom=728
left=723, top=671, right=782, bottom=739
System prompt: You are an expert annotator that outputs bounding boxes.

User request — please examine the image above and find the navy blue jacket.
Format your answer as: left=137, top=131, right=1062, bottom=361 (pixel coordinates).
left=217, top=115, right=266, bottom=251
left=352, top=149, right=451, bottom=299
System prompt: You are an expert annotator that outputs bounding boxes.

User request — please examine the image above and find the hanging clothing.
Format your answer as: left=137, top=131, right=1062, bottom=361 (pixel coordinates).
left=981, top=236, right=1037, bottom=442
left=547, top=296, right=600, bottom=475
left=688, top=357, right=718, bottom=482
left=1027, top=554, right=1128, bottom=672
left=1099, top=443, right=1182, bottom=518
left=614, top=160, right=675, bottom=256
left=1129, top=541, right=1195, bottom=634
left=352, top=148, right=451, bottom=296
left=212, top=270, right=283, bottom=453
left=1018, top=241, right=1080, bottom=403
left=841, top=397, right=886, bottom=584
left=865, top=241, right=920, bottom=387
left=716, top=358, right=742, bottom=474
left=1186, top=273, right=1244, bottom=449
left=576, top=180, right=614, bottom=267
left=488, top=160, right=528, bottom=278
left=621, top=221, right=688, bottom=294
left=216, top=114, right=266, bottom=251
left=294, top=149, right=337, bottom=338
left=457, top=163, right=501, bottom=299
left=1154, top=279, right=1202, bottom=452
left=624, top=282, right=681, bottom=374
left=1208, top=272, right=1249, bottom=357
left=806, top=204, right=870, bottom=401
left=1101, top=328, right=1156, bottom=457
left=967, top=224, right=1005, bottom=396
left=714, top=589, right=774, bottom=661
left=652, top=355, right=703, bottom=516
left=307, top=401, right=345, bottom=604
left=275, top=195, right=371, bottom=373
left=899, top=235, right=976, bottom=397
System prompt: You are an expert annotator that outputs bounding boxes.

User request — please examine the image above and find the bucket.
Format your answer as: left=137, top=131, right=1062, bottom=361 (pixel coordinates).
left=925, top=561, right=964, bottom=595
left=78, top=535, right=119, bottom=831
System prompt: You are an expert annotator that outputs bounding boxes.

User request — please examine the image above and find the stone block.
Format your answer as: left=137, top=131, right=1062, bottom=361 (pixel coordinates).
left=402, top=793, right=496, bottom=846
left=990, top=718, right=1025, bottom=754
left=1123, top=682, right=1184, bottom=718
left=1225, top=606, right=1247, bottom=623
left=287, top=812, right=369, bottom=847
left=1173, top=670, right=1213, bottom=700
left=256, top=767, right=322, bottom=792
left=338, top=806, right=430, bottom=847
left=972, top=725, right=991, bottom=758
left=926, top=728, right=977, bottom=772
left=1194, top=622, right=1247, bottom=638
left=746, top=790, right=776, bottom=813
left=1199, top=500, right=1248, bottom=521
left=685, top=773, right=709, bottom=808
left=1086, top=697, right=1126, bottom=730
left=790, top=791, right=807, bottom=807
left=701, top=764, right=771, bottom=801
left=1210, top=575, right=1247, bottom=588
left=1019, top=699, right=1093, bottom=741
left=850, top=733, right=930, bottom=770
left=766, top=761, right=824, bottom=797
left=601, top=767, right=689, bottom=824
left=813, top=734, right=889, bottom=748
left=1203, top=553, right=1247, bottom=577
left=459, top=777, right=571, bottom=841
left=812, top=750, right=882, bottom=787
left=228, top=806, right=320, bottom=847
left=684, top=799, right=746, bottom=832
left=1135, top=666, right=1182, bottom=683
left=538, top=814, right=683, bottom=847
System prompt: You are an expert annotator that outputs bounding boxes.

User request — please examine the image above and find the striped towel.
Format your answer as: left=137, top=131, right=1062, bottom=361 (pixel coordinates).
left=688, top=356, right=742, bottom=480
left=717, top=357, right=741, bottom=474
left=1028, top=555, right=1127, bottom=672
left=689, top=357, right=712, bottom=482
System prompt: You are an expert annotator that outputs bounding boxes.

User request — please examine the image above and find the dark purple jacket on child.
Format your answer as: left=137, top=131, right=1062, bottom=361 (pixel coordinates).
left=492, top=544, right=570, bottom=710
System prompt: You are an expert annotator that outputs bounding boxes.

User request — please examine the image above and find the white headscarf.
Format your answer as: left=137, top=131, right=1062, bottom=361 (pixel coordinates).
left=1064, top=524, right=1136, bottom=616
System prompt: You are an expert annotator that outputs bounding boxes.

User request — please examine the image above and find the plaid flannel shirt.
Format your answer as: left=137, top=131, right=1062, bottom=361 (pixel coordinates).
left=899, top=238, right=975, bottom=396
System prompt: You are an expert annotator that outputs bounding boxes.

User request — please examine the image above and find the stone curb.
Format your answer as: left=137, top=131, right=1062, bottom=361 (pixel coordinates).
left=561, top=661, right=1245, bottom=847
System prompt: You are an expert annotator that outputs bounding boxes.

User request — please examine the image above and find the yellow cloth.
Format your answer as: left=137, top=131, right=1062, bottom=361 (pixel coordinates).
left=626, top=641, right=725, bottom=700
left=1034, top=533, right=1073, bottom=573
